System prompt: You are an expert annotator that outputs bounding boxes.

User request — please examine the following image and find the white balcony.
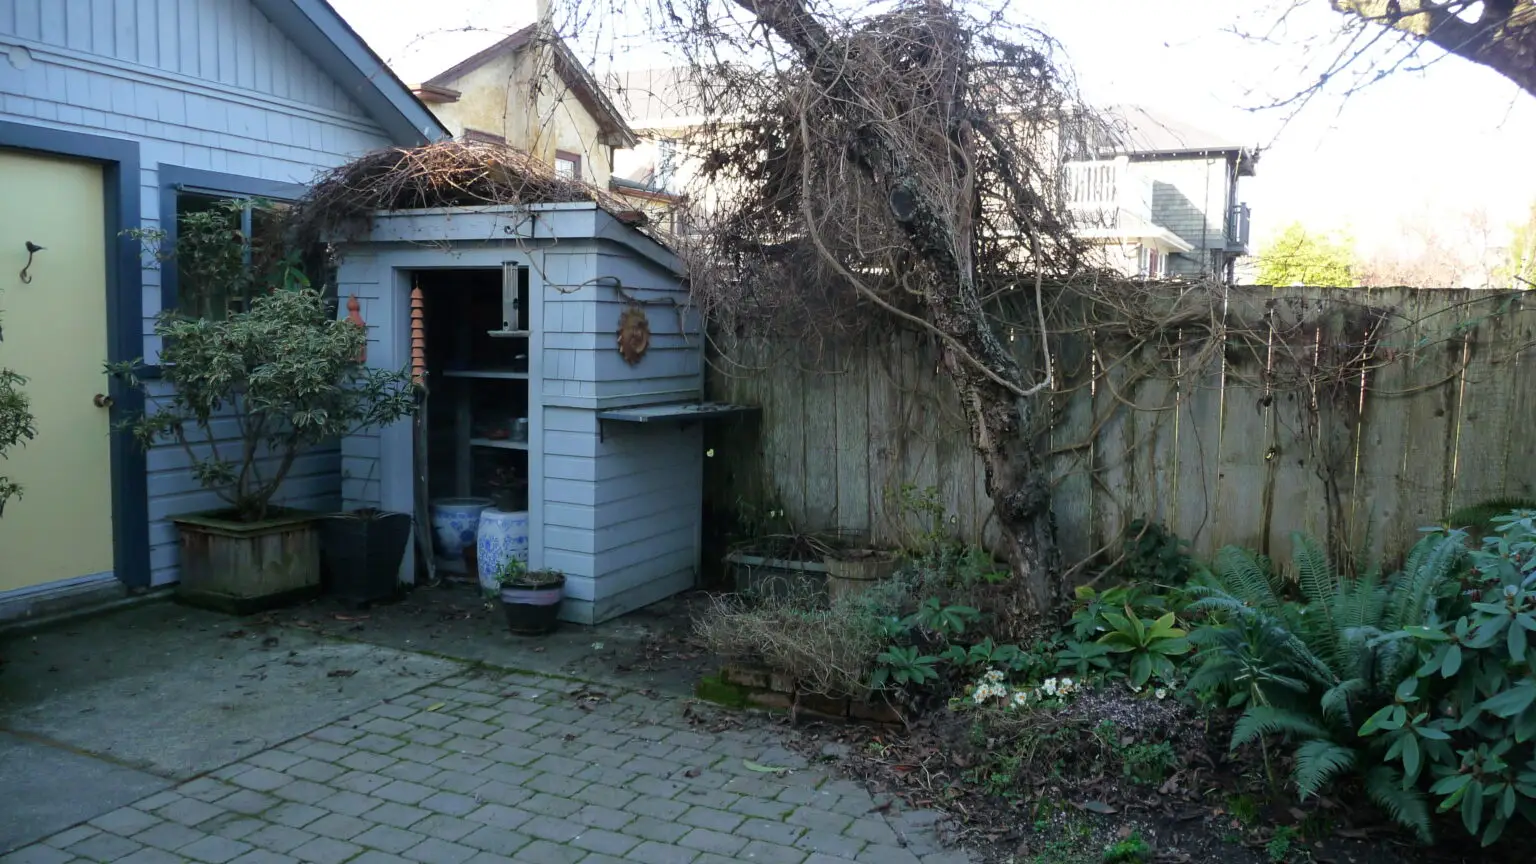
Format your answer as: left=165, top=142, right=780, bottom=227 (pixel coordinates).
left=1063, top=157, right=1153, bottom=228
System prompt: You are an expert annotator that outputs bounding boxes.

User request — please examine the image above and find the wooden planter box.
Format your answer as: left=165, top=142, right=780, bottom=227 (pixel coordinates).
left=724, top=551, right=829, bottom=601
left=173, top=509, right=322, bottom=614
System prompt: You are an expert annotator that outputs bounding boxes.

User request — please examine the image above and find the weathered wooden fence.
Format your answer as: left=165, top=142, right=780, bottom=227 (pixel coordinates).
left=704, top=287, right=1536, bottom=569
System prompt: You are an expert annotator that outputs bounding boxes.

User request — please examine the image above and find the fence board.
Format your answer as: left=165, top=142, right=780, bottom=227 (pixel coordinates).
left=708, top=287, right=1533, bottom=571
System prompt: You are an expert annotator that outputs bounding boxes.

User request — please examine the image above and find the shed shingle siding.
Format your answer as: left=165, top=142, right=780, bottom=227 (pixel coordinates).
left=2, top=0, right=394, bottom=586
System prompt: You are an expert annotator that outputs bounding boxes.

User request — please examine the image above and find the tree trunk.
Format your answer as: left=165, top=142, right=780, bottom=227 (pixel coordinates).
left=1335, top=1, right=1536, bottom=98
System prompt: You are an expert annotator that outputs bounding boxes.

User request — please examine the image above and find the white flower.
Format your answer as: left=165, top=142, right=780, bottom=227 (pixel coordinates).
left=1011, top=691, right=1029, bottom=708
left=972, top=688, right=988, bottom=704
left=1041, top=678, right=1058, bottom=696
left=1155, top=687, right=1168, bottom=700
left=985, top=669, right=1005, bottom=682
left=987, top=684, right=1007, bottom=699
left=1060, top=677, right=1075, bottom=691
left=1128, top=682, right=1143, bottom=694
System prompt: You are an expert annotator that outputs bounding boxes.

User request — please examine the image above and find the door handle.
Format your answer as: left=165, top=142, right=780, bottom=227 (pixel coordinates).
left=93, top=393, right=113, bottom=408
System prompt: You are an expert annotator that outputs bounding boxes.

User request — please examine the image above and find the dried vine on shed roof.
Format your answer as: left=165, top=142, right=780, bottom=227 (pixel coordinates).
left=288, top=140, right=643, bottom=245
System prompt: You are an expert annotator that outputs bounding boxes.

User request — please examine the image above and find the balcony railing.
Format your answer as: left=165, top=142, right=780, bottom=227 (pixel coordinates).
left=1062, top=157, right=1153, bottom=228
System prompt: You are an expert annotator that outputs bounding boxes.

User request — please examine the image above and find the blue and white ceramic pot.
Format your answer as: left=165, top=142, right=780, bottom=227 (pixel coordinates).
left=477, top=509, right=530, bottom=592
left=429, top=497, right=493, bottom=564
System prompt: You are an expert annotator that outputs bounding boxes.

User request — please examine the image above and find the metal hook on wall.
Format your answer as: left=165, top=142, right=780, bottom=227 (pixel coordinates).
left=18, top=241, right=44, bottom=284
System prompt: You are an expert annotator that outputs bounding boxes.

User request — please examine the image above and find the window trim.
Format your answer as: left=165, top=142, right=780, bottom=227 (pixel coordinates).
left=553, top=149, right=582, bottom=180
left=157, top=167, right=305, bottom=317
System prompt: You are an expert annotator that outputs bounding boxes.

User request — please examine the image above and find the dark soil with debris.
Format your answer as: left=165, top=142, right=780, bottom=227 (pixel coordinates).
left=754, top=690, right=1521, bottom=864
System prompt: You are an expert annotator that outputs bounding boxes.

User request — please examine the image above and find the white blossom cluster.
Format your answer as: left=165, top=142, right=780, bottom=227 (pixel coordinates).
left=965, top=669, right=1082, bottom=709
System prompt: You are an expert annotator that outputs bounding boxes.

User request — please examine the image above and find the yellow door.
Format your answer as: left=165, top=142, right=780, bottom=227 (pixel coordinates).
left=0, top=151, right=115, bottom=592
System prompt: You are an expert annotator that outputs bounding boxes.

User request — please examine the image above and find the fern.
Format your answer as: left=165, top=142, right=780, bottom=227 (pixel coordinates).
left=1294, top=739, right=1358, bottom=798
left=1231, top=705, right=1331, bottom=749
left=1365, top=765, right=1433, bottom=843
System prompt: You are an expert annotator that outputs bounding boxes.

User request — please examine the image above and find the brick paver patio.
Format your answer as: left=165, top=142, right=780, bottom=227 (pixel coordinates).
left=1, top=671, right=969, bottom=864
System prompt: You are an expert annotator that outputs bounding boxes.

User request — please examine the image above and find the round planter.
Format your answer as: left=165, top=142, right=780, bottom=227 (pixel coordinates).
left=500, top=571, right=565, bottom=635
left=825, top=550, right=899, bottom=602
left=476, top=509, right=530, bottom=593
left=429, top=497, right=493, bottom=565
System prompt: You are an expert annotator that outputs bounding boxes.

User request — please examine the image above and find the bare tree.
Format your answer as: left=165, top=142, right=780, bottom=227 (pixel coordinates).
left=587, top=0, right=1105, bottom=616
left=1324, top=2, right=1536, bottom=97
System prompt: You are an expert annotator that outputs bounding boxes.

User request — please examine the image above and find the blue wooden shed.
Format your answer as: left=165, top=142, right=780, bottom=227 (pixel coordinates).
left=335, top=202, right=742, bottom=624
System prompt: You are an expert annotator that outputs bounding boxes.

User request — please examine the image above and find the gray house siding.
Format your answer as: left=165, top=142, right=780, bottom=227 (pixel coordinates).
left=1137, top=157, right=1235, bottom=277
left=1, top=0, right=396, bottom=586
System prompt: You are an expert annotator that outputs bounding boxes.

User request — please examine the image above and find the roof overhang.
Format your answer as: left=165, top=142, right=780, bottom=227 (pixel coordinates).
left=1123, top=146, right=1260, bottom=177
left=253, top=0, right=450, bottom=145
left=1075, top=226, right=1195, bottom=254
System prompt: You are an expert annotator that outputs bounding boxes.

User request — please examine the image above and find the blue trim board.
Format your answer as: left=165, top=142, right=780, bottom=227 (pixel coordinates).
left=157, top=166, right=307, bottom=315
left=0, top=121, right=150, bottom=590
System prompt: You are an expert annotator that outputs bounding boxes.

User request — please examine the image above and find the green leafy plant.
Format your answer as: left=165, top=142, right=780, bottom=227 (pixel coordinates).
left=113, top=288, right=418, bottom=522
left=1096, top=605, right=1191, bottom=687
left=1265, top=825, right=1299, bottom=863
left=908, top=596, right=980, bottom=638
left=1106, top=518, right=1200, bottom=586
left=0, top=288, right=35, bottom=517
left=1185, top=531, right=1468, bottom=842
left=1360, top=511, right=1536, bottom=845
left=873, top=644, right=940, bottom=689
left=1122, top=740, right=1177, bottom=785
left=1101, top=832, right=1150, bottom=863
left=1054, top=640, right=1114, bottom=678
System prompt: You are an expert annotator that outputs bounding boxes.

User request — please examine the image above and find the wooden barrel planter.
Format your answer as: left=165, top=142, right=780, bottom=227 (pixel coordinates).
left=825, top=550, right=899, bottom=602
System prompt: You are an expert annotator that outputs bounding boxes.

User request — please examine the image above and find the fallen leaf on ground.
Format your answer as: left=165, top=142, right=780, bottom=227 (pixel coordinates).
left=425, top=703, right=445, bottom=712
left=684, top=767, right=701, bottom=778
left=1073, top=800, right=1117, bottom=815
left=742, top=760, right=792, bottom=776
left=327, top=669, right=357, bottom=678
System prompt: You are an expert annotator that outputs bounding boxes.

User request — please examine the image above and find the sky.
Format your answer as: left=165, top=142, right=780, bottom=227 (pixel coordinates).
left=331, top=0, right=1536, bottom=254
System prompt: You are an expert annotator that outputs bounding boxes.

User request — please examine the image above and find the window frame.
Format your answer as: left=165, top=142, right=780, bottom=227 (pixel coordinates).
left=553, top=149, right=582, bottom=181
left=156, top=167, right=305, bottom=318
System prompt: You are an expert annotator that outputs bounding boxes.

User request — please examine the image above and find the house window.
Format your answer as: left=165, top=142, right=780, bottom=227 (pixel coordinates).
left=656, top=138, right=678, bottom=192
left=170, top=189, right=334, bottom=319
left=554, top=150, right=582, bottom=181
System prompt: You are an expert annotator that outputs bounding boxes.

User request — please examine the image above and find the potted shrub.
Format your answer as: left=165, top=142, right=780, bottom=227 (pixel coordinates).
left=115, top=285, right=417, bottom=613
left=493, top=557, right=565, bottom=635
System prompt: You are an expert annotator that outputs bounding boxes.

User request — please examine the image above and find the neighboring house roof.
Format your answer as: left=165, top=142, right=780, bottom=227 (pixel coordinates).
left=1099, top=105, right=1258, bottom=175
left=251, top=0, right=449, bottom=145
left=420, top=25, right=638, bottom=148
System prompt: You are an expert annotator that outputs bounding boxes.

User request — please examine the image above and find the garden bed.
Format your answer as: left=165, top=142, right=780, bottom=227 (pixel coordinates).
left=696, top=662, right=903, bottom=723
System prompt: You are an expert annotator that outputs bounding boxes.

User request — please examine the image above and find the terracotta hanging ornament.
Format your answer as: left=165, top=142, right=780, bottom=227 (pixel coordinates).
left=410, top=285, right=427, bottom=385
left=346, top=294, right=367, bottom=363
left=617, top=304, right=650, bottom=366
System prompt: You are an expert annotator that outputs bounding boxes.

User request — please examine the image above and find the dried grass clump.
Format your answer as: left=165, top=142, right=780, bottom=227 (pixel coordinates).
left=693, top=581, right=907, bottom=698
left=288, top=140, right=640, bottom=245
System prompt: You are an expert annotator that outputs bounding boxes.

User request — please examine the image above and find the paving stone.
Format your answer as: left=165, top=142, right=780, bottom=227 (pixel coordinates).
left=289, top=837, right=362, bottom=864
left=374, top=781, right=435, bottom=806
left=316, top=791, right=385, bottom=817
left=803, top=856, right=861, bottom=864
left=793, top=829, right=865, bottom=859
left=524, top=754, right=587, bottom=778
left=308, top=726, right=365, bottom=745
left=443, top=737, right=498, bottom=757
left=272, top=781, right=338, bottom=806
left=916, top=853, right=970, bottom=864
left=844, top=818, right=899, bottom=846
left=412, top=815, right=478, bottom=843
left=115, top=849, right=188, bottom=864
left=231, top=768, right=294, bottom=794
left=66, top=831, right=143, bottom=861
left=445, top=720, right=498, bottom=739
left=295, top=742, right=352, bottom=764
left=458, top=826, right=531, bottom=857
left=333, top=772, right=393, bottom=795
left=735, top=818, right=804, bottom=846
left=285, top=760, right=346, bottom=784
left=422, top=769, right=489, bottom=795
left=523, top=773, right=586, bottom=798
left=350, top=825, right=427, bottom=854
left=517, top=816, right=583, bottom=844
left=619, top=816, right=688, bottom=845
left=854, top=845, right=922, bottom=864
left=677, top=828, right=747, bottom=857
left=572, top=765, right=637, bottom=788
left=625, top=796, right=688, bottom=822
left=265, top=803, right=327, bottom=830
left=570, top=804, right=632, bottom=831
left=181, top=836, right=253, bottom=863
left=350, top=853, right=414, bottom=864
left=158, top=797, right=227, bottom=826
left=787, top=808, right=853, bottom=835
left=433, top=753, right=492, bottom=774
left=89, top=807, right=160, bottom=836
left=569, top=828, right=637, bottom=857
left=369, top=702, right=419, bottom=720
left=739, top=840, right=809, bottom=864
left=624, top=841, right=698, bottom=864
left=229, top=851, right=302, bottom=864
left=339, top=752, right=398, bottom=773
left=363, top=802, right=432, bottom=829
left=43, top=826, right=98, bottom=849
left=132, top=821, right=206, bottom=851
left=418, top=792, right=480, bottom=817
left=509, top=840, right=584, bottom=864
left=676, top=786, right=737, bottom=809
left=134, top=792, right=182, bottom=812
left=352, top=735, right=408, bottom=755
left=305, top=813, right=372, bottom=841
left=518, top=793, right=582, bottom=819
left=206, top=816, right=266, bottom=842
left=730, top=797, right=794, bottom=821
left=0, top=844, right=75, bottom=864
left=678, top=806, right=743, bottom=834
left=220, top=790, right=281, bottom=816
left=381, top=761, right=441, bottom=783
left=244, top=824, right=315, bottom=854
left=360, top=717, right=415, bottom=737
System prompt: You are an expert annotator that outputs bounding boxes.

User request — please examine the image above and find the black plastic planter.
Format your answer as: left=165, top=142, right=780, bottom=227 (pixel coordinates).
left=499, top=571, right=565, bottom=635
left=319, top=510, right=412, bottom=607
